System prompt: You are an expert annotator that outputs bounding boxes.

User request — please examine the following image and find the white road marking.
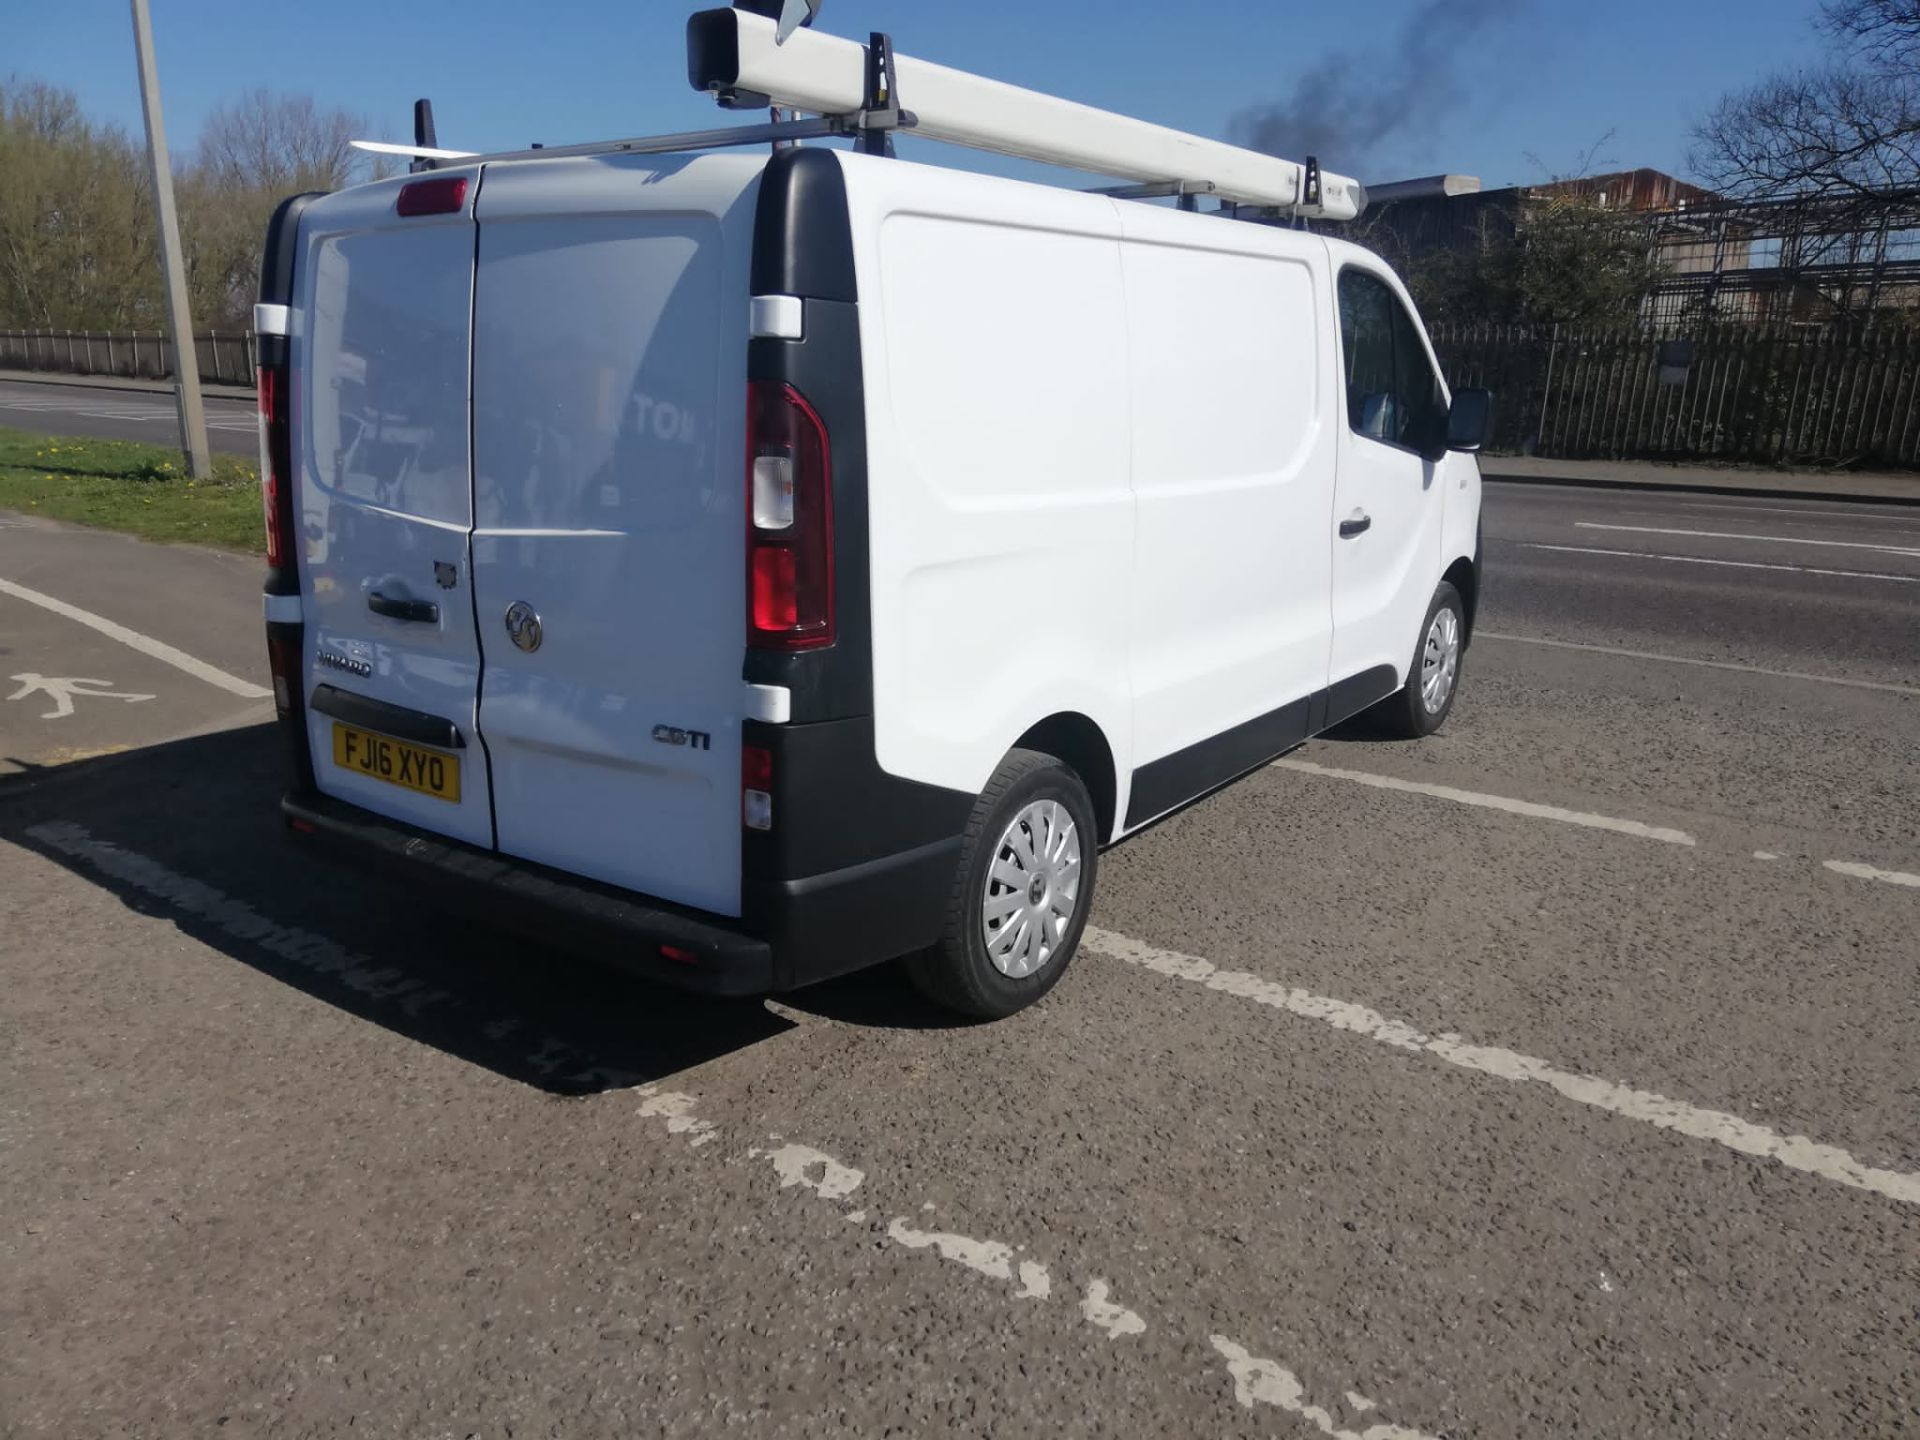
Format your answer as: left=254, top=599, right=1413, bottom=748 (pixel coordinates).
left=885, top=1217, right=1053, bottom=1298
left=1273, top=758, right=1698, bottom=846
left=1824, top=859, right=1920, bottom=890
left=635, top=1090, right=720, bottom=1147
left=6, top=673, right=155, bottom=719
left=1347, top=1391, right=1378, bottom=1413
left=763, top=1142, right=866, bottom=1200
left=1518, top=542, right=1920, bottom=585
left=1476, top=630, right=1920, bottom=698
left=1575, top=521, right=1920, bottom=558
left=1660, top=501, right=1920, bottom=529
left=1210, top=1336, right=1437, bottom=1440
left=1084, top=926, right=1920, bottom=1209
left=0, top=577, right=271, bottom=699
left=1079, top=1279, right=1147, bottom=1339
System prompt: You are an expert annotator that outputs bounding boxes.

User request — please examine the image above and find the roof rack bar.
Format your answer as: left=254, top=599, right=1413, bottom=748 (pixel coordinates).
left=687, top=7, right=1366, bottom=220
left=1088, top=179, right=1217, bottom=200
left=449, top=112, right=909, bottom=168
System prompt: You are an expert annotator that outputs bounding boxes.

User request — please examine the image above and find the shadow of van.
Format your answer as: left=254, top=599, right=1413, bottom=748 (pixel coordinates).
left=0, top=722, right=801, bottom=1096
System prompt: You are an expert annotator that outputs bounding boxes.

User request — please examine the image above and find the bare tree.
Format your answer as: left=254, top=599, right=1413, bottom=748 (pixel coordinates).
left=1694, top=2, right=1920, bottom=200
left=182, top=91, right=385, bottom=328
left=1823, top=0, right=1920, bottom=67
left=194, top=89, right=370, bottom=194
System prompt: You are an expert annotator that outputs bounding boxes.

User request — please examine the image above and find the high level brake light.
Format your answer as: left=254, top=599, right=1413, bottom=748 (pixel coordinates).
left=395, top=175, right=468, bottom=216
left=746, top=380, right=834, bottom=650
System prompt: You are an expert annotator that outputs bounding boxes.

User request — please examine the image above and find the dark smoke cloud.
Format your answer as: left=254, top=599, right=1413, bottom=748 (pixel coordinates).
left=1231, top=0, right=1527, bottom=182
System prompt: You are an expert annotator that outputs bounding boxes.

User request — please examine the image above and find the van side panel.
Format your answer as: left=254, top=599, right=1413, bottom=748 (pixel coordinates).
left=841, top=156, right=1136, bottom=824
left=1115, top=208, right=1334, bottom=823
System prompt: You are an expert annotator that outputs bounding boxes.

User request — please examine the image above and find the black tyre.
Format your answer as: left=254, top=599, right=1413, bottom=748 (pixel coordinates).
left=904, top=748, right=1099, bottom=1021
left=1374, top=580, right=1467, bottom=739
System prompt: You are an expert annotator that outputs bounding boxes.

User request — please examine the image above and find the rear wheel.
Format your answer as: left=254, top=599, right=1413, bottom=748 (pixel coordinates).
left=905, top=749, right=1098, bottom=1020
left=1375, top=580, right=1466, bottom=739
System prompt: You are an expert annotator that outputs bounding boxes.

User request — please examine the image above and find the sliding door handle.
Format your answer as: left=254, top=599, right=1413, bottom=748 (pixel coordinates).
left=1338, top=513, right=1373, bottom=539
left=368, top=590, right=440, bottom=624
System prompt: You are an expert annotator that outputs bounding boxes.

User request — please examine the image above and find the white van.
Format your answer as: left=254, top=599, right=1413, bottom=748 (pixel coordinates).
left=257, top=9, right=1489, bottom=1018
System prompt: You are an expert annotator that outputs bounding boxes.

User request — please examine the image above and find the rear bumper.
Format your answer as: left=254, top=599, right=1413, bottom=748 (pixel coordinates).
left=281, top=788, right=960, bottom=997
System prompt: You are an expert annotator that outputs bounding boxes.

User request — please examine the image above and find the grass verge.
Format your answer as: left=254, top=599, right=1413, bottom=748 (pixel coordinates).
left=0, top=426, right=262, bottom=552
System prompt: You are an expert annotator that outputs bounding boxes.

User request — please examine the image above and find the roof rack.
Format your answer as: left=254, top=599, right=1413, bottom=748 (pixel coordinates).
left=354, top=6, right=1368, bottom=223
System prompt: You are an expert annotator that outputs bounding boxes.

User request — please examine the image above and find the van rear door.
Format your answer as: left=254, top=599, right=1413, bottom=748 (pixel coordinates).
left=296, top=169, right=495, bottom=849
left=468, top=154, right=761, bottom=917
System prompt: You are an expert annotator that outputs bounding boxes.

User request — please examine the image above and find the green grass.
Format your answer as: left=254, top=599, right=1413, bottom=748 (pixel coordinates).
left=0, top=426, right=264, bottom=552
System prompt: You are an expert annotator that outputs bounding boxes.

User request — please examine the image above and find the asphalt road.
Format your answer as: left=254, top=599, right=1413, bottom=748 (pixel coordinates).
left=2, top=481, right=1916, bottom=1438
left=0, top=378, right=258, bottom=455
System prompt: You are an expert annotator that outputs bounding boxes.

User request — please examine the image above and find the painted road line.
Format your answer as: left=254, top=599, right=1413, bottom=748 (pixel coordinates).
left=1210, top=1336, right=1437, bottom=1439
left=1272, top=757, right=1699, bottom=846
left=1518, top=542, right=1920, bottom=585
left=1824, top=860, right=1920, bottom=890
left=1475, top=631, right=1920, bottom=698
left=1083, top=926, right=1920, bottom=1209
left=1574, top=522, right=1920, bottom=558
left=0, top=576, right=270, bottom=700
left=1659, top=502, right=1920, bottom=529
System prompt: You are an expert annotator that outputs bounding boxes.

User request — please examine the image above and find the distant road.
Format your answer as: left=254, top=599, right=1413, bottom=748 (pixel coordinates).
left=0, top=379, right=256, bottom=456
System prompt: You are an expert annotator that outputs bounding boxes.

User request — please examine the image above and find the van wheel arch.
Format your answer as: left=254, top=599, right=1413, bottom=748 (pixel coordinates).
left=1013, top=713, right=1117, bottom=844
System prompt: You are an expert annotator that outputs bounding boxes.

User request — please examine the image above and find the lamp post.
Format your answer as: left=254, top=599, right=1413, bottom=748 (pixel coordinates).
left=129, top=0, right=211, bottom=479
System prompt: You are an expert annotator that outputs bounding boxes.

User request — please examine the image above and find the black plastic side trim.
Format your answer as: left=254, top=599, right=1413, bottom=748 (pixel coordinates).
left=1125, top=696, right=1314, bottom=830
left=1123, top=664, right=1411, bottom=830
left=310, top=684, right=465, bottom=750
left=750, top=146, right=857, bottom=303
left=256, top=191, right=325, bottom=368
left=1324, top=664, right=1400, bottom=730
left=258, top=191, right=322, bottom=600
left=266, top=621, right=315, bottom=791
left=742, top=714, right=973, bottom=882
left=751, top=836, right=963, bottom=991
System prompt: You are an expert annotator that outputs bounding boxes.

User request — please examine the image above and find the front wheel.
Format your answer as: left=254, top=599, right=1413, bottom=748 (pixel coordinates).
left=1374, top=581, right=1467, bottom=739
left=905, top=749, right=1098, bottom=1021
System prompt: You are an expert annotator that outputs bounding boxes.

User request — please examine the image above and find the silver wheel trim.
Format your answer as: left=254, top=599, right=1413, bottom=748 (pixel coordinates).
left=980, top=799, right=1083, bottom=980
left=1420, top=604, right=1462, bottom=714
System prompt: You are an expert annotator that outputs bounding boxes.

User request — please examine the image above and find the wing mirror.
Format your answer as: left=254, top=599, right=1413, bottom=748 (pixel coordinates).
left=1445, top=388, right=1494, bottom=454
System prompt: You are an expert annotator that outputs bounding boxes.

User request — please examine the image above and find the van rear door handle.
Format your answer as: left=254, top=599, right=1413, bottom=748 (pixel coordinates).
left=1339, top=512, right=1372, bottom=539
left=367, top=590, right=440, bottom=624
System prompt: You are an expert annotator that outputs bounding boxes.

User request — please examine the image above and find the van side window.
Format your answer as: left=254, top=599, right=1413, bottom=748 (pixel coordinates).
left=1337, top=269, right=1446, bottom=453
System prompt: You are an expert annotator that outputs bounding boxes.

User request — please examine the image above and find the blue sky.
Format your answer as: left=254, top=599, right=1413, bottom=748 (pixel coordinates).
left=14, top=1, right=1823, bottom=190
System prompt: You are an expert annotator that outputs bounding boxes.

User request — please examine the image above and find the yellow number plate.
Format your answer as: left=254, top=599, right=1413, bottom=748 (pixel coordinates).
left=331, top=722, right=461, bottom=804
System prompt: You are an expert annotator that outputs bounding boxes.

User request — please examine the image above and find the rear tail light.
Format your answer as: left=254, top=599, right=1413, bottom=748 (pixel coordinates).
left=746, top=380, right=833, bottom=650
left=257, top=366, right=293, bottom=573
left=742, top=743, right=774, bottom=831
